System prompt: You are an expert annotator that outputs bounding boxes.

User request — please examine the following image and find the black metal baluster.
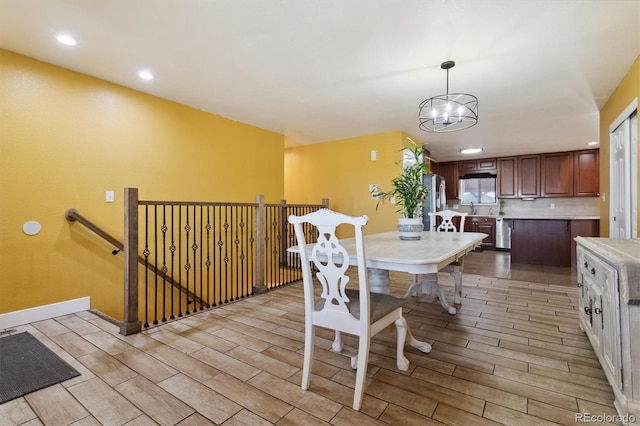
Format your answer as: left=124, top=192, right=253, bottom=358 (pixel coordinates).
left=249, top=206, right=255, bottom=295
left=239, top=206, right=246, bottom=298
left=161, top=205, right=168, bottom=323
left=191, top=205, right=198, bottom=313
left=184, top=205, right=191, bottom=315
left=205, top=206, right=211, bottom=308
left=153, top=205, right=158, bottom=325
left=170, top=205, right=176, bottom=320
left=234, top=206, right=239, bottom=300
left=223, top=206, right=229, bottom=303
left=213, top=205, right=219, bottom=306
left=143, top=206, right=150, bottom=328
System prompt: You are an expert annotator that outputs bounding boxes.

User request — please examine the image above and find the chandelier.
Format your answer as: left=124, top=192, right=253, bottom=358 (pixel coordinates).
left=418, top=60, right=478, bottom=132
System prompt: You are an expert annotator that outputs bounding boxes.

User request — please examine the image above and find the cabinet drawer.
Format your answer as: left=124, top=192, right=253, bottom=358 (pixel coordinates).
left=580, top=250, right=612, bottom=285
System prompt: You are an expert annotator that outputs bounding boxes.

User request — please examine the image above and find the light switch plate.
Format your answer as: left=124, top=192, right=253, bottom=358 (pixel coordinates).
left=106, top=191, right=115, bottom=203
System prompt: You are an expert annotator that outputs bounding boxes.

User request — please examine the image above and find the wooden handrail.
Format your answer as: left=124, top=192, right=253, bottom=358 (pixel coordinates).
left=65, top=208, right=203, bottom=306
left=66, top=208, right=123, bottom=251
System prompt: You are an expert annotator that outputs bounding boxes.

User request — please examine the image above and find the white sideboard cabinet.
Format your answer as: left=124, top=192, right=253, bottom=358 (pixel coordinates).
left=576, top=237, right=640, bottom=424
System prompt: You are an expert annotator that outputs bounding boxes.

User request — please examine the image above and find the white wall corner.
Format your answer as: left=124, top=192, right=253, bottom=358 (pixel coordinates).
left=0, top=297, right=90, bottom=330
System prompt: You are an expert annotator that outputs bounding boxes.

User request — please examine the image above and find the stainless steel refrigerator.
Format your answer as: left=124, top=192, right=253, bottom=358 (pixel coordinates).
left=422, top=174, right=446, bottom=231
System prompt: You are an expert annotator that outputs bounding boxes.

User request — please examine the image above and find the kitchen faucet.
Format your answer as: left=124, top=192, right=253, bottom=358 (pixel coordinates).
left=470, top=202, right=477, bottom=215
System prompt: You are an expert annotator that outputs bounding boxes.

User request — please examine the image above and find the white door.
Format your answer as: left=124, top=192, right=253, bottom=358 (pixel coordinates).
left=611, top=119, right=630, bottom=238
left=609, top=100, right=638, bottom=239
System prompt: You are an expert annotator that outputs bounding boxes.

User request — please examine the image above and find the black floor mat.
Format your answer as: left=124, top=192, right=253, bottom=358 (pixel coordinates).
left=0, top=331, right=80, bottom=404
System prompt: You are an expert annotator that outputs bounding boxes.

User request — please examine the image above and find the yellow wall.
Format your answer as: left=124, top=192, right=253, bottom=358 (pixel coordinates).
left=599, top=55, right=640, bottom=237
left=0, top=49, right=284, bottom=319
left=284, top=130, right=426, bottom=236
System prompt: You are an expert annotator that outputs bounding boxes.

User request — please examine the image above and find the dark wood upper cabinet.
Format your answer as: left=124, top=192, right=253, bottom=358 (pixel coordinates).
left=541, top=152, right=573, bottom=197
left=518, top=155, right=541, bottom=198
left=437, top=162, right=459, bottom=200
left=477, top=158, right=497, bottom=172
left=497, top=157, right=518, bottom=198
left=458, top=158, right=497, bottom=175
left=439, top=149, right=599, bottom=201
left=574, top=149, right=600, bottom=197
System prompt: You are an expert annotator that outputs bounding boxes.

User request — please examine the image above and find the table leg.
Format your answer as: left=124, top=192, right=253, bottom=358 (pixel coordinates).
left=368, top=268, right=390, bottom=294
left=414, top=273, right=457, bottom=315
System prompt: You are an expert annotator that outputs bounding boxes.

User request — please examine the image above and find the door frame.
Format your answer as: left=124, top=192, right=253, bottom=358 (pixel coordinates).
left=609, top=98, right=638, bottom=238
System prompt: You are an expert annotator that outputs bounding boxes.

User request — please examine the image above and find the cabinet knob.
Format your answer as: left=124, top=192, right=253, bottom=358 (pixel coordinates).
left=584, top=261, right=588, bottom=268
left=577, top=282, right=583, bottom=288
left=584, top=306, right=592, bottom=316
left=594, top=307, right=602, bottom=315
left=591, top=268, right=596, bottom=275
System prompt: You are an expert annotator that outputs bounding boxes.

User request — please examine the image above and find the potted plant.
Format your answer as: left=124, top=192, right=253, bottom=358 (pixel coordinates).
left=373, top=139, right=431, bottom=240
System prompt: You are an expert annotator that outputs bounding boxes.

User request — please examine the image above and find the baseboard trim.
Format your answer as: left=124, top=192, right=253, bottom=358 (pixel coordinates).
left=0, top=297, right=91, bottom=330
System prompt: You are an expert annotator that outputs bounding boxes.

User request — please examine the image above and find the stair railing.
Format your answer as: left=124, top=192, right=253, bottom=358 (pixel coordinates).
left=66, top=190, right=328, bottom=335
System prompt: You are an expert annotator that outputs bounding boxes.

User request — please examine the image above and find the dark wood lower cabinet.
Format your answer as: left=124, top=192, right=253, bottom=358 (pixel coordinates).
left=570, top=219, right=600, bottom=268
left=464, top=217, right=495, bottom=249
left=511, top=219, right=571, bottom=266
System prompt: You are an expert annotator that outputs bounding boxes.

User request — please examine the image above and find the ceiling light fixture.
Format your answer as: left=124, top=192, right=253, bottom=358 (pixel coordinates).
left=55, top=34, right=77, bottom=46
left=460, top=148, right=482, bottom=154
left=418, top=60, right=478, bottom=133
left=138, top=70, right=154, bottom=80
left=587, top=141, right=599, bottom=146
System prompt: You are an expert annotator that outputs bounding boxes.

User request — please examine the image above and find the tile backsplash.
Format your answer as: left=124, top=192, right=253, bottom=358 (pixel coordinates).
left=448, top=196, right=599, bottom=217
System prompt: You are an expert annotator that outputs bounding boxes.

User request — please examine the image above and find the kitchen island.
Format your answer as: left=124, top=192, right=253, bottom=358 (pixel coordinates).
left=465, top=214, right=599, bottom=267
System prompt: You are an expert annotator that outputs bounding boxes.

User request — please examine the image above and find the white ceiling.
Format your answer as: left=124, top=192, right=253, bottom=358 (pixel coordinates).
left=1, top=0, right=639, bottom=161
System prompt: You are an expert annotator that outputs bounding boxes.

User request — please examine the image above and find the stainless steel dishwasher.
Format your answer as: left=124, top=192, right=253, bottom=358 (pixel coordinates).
left=495, top=217, right=511, bottom=251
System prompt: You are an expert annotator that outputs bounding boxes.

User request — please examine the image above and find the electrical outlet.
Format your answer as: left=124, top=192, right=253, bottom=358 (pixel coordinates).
left=106, top=191, right=115, bottom=203
left=369, top=184, right=378, bottom=199
left=370, top=150, right=377, bottom=161
left=550, top=203, right=555, bottom=209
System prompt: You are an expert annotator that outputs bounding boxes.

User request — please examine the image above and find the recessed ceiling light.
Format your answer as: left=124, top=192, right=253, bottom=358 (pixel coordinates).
left=587, top=141, right=599, bottom=146
left=460, top=148, right=482, bottom=154
left=138, top=70, right=154, bottom=80
left=55, top=34, right=77, bottom=46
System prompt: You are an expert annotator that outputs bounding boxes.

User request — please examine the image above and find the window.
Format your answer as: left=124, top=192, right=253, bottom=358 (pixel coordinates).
left=460, top=177, right=497, bottom=205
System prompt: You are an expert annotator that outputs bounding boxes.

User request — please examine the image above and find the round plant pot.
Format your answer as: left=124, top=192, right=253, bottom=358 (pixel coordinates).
left=397, top=217, right=424, bottom=240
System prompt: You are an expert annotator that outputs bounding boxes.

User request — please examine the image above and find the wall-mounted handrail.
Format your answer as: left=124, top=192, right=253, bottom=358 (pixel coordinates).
left=65, top=208, right=203, bottom=314
left=66, top=208, right=123, bottom=251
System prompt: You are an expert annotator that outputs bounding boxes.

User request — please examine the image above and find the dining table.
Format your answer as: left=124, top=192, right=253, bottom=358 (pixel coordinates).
left=288, top=230, right=487, bottom=315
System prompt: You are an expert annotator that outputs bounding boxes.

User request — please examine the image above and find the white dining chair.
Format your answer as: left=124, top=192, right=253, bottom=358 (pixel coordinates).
left=430, top=210, right=468, bottom=304
left=405, top=210, right=468, bottom=311
left=288, top=208, right=411, bottom=411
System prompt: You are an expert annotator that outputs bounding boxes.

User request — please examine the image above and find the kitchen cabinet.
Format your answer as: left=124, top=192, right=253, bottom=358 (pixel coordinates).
left=438, top=162, right=459, bottom=200
left=570, top=219, right=599, bottom=269
left=464, top=216, right=495, bottom=248
left=444, top=149, right=598, bottom=201
left=541, top=152, right=573, bottom=197
left=497, top=155, right=541, bottom=198
left=511, top=219, right=570, bottom=266
left=458, top=158, right=497, bottom=175
left=497, top=157, right=518, bottom=198
left=518, top=155, right=541, bottom=198
left=575, top=238, right=640, bottom=421
left=574, top=149, right=600, bottom=196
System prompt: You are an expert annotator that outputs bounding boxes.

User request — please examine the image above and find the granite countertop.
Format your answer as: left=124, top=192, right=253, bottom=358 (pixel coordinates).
left=465, top=214, right=600, bottom=220
left=576, top=237, right=640, bottom=305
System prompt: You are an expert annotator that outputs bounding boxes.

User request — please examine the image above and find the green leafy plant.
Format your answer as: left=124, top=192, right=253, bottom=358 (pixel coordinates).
left=374, top=139, right=431, bottom=219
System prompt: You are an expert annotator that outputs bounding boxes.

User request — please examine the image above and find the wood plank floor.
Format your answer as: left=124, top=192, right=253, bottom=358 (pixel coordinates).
left=0, top=251, right=620, bottom=425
